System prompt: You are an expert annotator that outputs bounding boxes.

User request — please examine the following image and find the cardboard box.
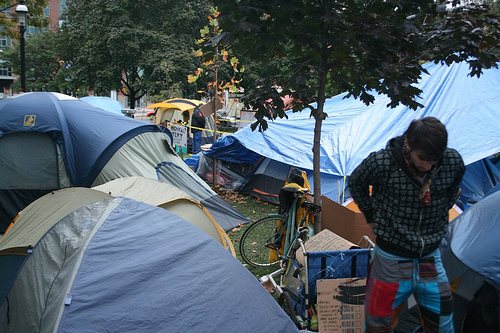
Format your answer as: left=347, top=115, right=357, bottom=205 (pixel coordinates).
left=304, top=229, right=357, bottom=252
left=321, top=196, right=461, bottom=245
left=317, top=278, right=366, bottom=332
left=321, top=195, right=376, bottom=245
left=296, top=229, right=358, bottom=265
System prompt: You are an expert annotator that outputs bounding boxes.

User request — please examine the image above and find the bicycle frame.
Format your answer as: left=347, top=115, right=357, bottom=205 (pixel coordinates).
left=267, top=189, right=316, bottom=263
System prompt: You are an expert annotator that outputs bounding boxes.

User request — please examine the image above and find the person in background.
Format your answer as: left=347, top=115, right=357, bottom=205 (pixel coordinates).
left=348, top=117, right=465, bottom=332
left=190, top=108, right=205, bottom=153
left=181, top=111, right=190, bottom=126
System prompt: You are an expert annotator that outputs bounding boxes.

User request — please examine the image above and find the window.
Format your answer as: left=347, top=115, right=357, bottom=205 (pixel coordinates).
left=0, top=36, right=11, bottom=49
left=0, top=65, right=12, bottom=77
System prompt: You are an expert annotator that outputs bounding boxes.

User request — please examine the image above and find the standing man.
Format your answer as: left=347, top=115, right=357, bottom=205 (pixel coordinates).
left=348, top=117, right=465, bottom=332
left=190, top=108, right=205, bottom=153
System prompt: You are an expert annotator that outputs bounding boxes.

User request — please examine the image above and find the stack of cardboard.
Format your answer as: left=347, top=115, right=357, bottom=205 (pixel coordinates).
left=299, top=229, right=368, bottom=332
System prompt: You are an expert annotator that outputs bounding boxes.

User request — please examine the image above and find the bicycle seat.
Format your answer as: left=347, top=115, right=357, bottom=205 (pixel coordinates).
left=280, top=184, right=308, bottom=194
left=300, top=201, right=321, bottom=214
left=279, top=184, right=309, bottom=214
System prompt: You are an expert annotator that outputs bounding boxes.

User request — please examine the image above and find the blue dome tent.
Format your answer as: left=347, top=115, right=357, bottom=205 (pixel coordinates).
left=80, top=96, right=126, bottom=115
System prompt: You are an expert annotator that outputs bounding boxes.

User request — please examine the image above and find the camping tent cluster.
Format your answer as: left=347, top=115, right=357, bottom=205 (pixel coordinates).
left=0, top=60, right=497, bottom=330
left=0, top=188, right=298, bottom=332
left=0, top=92, right=248, bottom=234
left=0, top=92, right=299, bottom=332
left=199, top=61, right=500, bottom=206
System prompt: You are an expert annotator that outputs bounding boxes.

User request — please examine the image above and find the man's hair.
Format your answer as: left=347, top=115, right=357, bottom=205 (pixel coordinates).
left=404, top=117, right=448, bottom=161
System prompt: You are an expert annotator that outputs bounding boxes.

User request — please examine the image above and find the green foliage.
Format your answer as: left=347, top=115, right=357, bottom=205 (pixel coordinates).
left=147, top=81, right=184, bottom=103
left=188, top=6, right=245, bottom=102
left=60, top=0, right=211, bottom=107
left=218, top=0, right=500, bottom=128
left=2, top=30, right=78, bottom=93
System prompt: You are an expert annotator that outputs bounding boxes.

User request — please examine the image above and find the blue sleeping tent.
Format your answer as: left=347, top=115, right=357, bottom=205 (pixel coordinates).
left=0, top=92, right=248, bottom=233
left=440, top=190, right=500, bottom=331
left=202, top=61, right=500, bottom=204
left=80, top=96, right=126, bottom=115
left=442, top=190, right=500, bottom=298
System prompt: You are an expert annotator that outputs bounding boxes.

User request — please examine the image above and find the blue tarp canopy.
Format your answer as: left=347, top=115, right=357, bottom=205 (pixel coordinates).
left=207, top=61, right=500, bottom=200
left=205, top=135, right=261, bottom=165
left=80, top=96, right=126, bottom=115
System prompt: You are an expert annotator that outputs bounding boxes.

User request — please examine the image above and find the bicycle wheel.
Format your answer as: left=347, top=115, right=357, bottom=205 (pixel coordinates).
left=279, top=291, right=298, bottom=327
left=239, top=216, right=286, bottom=267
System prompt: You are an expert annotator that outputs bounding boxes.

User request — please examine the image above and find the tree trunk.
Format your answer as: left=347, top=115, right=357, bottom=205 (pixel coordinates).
left=312, top=66, right=328, bottom=234
left=129, top=93, right=137, bottom=109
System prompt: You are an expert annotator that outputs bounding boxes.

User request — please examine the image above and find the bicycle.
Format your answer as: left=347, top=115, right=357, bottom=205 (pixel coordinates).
left=239, top=187, right=321, bottom=268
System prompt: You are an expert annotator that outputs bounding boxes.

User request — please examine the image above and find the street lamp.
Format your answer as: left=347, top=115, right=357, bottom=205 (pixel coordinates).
left=16, top=0, right=28, bottom=92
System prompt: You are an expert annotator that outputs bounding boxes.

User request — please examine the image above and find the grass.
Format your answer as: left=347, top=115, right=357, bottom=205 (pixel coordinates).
left=216, top=188, right=281, bottom=279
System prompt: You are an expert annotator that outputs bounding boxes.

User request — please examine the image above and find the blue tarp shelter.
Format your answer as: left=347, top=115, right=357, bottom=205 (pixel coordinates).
left=203, top=61, right=500, bottom=203
left=80, top=96, right=125, bottom=115
left=0, top=188, right=298, bottom=333
left=0, top=92, right=248, bottom=232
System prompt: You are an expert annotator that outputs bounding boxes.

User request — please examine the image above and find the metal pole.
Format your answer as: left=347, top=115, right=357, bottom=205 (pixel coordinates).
left=16, top=0, right=28, bottom=93
left=20, top=25, right=25, bottom=92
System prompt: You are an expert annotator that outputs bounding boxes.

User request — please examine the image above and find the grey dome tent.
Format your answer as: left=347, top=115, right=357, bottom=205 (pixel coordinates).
left=0, top=188, right=298, bottom=333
